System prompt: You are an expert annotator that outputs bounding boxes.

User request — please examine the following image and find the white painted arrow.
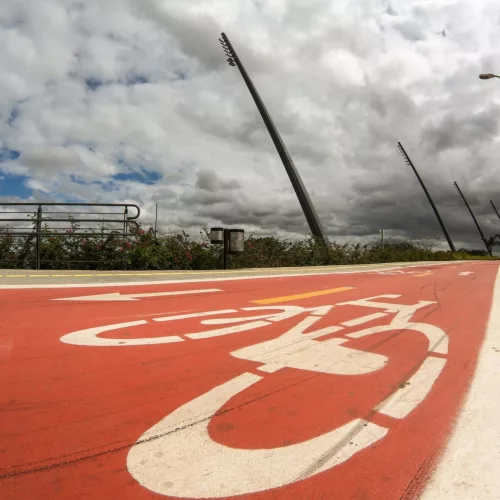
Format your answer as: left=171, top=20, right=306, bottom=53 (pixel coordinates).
left=459, top=272, right=475, bottom=276
left=54, top=288, right=223, bottom=302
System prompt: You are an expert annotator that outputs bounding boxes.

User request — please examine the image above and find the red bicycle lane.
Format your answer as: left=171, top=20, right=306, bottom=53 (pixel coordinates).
left=0, top=262, right=497, bottom=499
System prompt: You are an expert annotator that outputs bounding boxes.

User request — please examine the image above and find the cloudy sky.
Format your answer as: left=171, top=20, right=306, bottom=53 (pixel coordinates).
left=1, top=0, right=500, bottom=250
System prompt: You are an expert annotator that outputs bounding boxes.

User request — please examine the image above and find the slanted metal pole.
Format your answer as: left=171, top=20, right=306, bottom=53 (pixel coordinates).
left=219, top=33, right=330, bottom=247
left=491, top=200, right=500, bottom=221
left=397, top=142, right=456, bottom=252
left=454, top=182, right=492, bottom=256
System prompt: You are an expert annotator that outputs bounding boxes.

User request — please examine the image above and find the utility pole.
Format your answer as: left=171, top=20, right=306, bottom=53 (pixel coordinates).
left=397, top=142, right=456, bottom=252
left=381, top=229, right=384, bottom=250
left=454, top=182, right=492, bottom=256
left=219, top=32, right=330, bottom=248
left=154, top=202, right=158, bottom=237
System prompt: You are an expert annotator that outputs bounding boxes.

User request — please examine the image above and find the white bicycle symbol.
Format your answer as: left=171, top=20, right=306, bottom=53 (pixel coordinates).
left=60, top=295, right=448, bottom=498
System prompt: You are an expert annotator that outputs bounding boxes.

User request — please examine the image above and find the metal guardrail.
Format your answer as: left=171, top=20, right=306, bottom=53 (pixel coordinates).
left=0, top=202, right=141, bottom=270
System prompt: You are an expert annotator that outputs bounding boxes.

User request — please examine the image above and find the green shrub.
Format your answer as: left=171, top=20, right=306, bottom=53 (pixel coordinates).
left=0, top=222, right=498, bottom=270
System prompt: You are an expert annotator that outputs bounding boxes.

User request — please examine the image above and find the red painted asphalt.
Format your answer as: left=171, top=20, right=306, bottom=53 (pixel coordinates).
left=0, top=262, right=498, bottom=499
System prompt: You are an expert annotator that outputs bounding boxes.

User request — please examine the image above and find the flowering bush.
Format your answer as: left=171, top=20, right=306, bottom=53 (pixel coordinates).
left=0, top=222, right=497, bottom=270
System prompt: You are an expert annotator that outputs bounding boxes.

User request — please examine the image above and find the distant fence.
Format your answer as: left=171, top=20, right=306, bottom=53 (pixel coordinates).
left=0, top=202, right=140, bottom=270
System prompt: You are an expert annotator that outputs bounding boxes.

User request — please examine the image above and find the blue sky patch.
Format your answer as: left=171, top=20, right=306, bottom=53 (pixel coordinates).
left=126, top=74, right=150, bottom=85
left=70, top=174, right=87, bottom=185
left=0, top=148, right=20, bottom=162
left=112, top=167, right=162, bottom=185
left=71, top=165, right=161, bottom=188
left=70, top=175, right=118, bottom=192
left=93, top=180, right=120, bottom=192
left=85, top=77, right=104, bottom=91
left=85, top=74, right=150, bottom=91
left=0, top=171, right=33, bottom=198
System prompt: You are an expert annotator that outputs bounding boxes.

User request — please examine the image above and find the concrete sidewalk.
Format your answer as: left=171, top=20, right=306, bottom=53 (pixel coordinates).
left=0, top=260, right=458, bottom=287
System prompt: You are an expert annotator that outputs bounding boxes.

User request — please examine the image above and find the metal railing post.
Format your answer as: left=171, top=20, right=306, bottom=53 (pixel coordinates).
left=0, top=202, right=141, bottom=269
left=123, top=207, right=128, bottom=270
left=223, top=229, right=229, bottom=270
left=35, top=205, right=42, bottom=269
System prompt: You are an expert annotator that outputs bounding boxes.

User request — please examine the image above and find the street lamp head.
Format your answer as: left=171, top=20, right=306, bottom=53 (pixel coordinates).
left=219, top=33, right=237, bottom=68
left=479, top=73, right=497, bottom=79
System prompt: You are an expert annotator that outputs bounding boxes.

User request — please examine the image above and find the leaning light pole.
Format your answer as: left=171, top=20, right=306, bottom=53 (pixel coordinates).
left=491, top=200, right=500, bottom=221
left=397, top=142, right=456, bottom=252
left=454, top=181, right=492, bottom=256
left=219, top=33, right=330, bottom=247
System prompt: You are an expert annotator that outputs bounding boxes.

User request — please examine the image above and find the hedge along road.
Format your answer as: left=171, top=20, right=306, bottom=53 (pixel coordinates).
left=1, top=261, right=499, bottom=499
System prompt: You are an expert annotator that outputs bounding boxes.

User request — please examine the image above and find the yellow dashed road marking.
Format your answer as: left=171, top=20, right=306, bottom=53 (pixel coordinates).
left=252, top=286, right=355, bottom=305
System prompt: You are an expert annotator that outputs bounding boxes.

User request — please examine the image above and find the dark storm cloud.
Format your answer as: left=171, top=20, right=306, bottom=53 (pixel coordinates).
left=341, top=169, right=500, bottom=248
left=182, top=189, right=311, bottom=233
left=421, top=106, right=499, bottom=154
left=194, top=169, right=241, bottom=192
left=180, top=103, right=269, bottom=152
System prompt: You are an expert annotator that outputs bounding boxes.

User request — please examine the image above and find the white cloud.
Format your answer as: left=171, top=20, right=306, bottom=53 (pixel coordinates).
left=320, top=49, right=366, bottom=88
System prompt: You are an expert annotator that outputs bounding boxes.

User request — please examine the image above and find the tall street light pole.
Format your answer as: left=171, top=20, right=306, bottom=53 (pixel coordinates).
left=397, top=142, right=456, bottom=252
left=491, top=200, right=500, bottom=221
left=478, top=74, right=499, bottom=251
left=454, top=181, right=492, bottom=256
left=219, top=33, right=330, bottom=248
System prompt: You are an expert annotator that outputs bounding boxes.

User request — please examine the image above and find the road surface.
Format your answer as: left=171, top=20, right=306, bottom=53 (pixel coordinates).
left=1, top=261, right=499, bottom=499
left=0, top=261, right=462, bottom=286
